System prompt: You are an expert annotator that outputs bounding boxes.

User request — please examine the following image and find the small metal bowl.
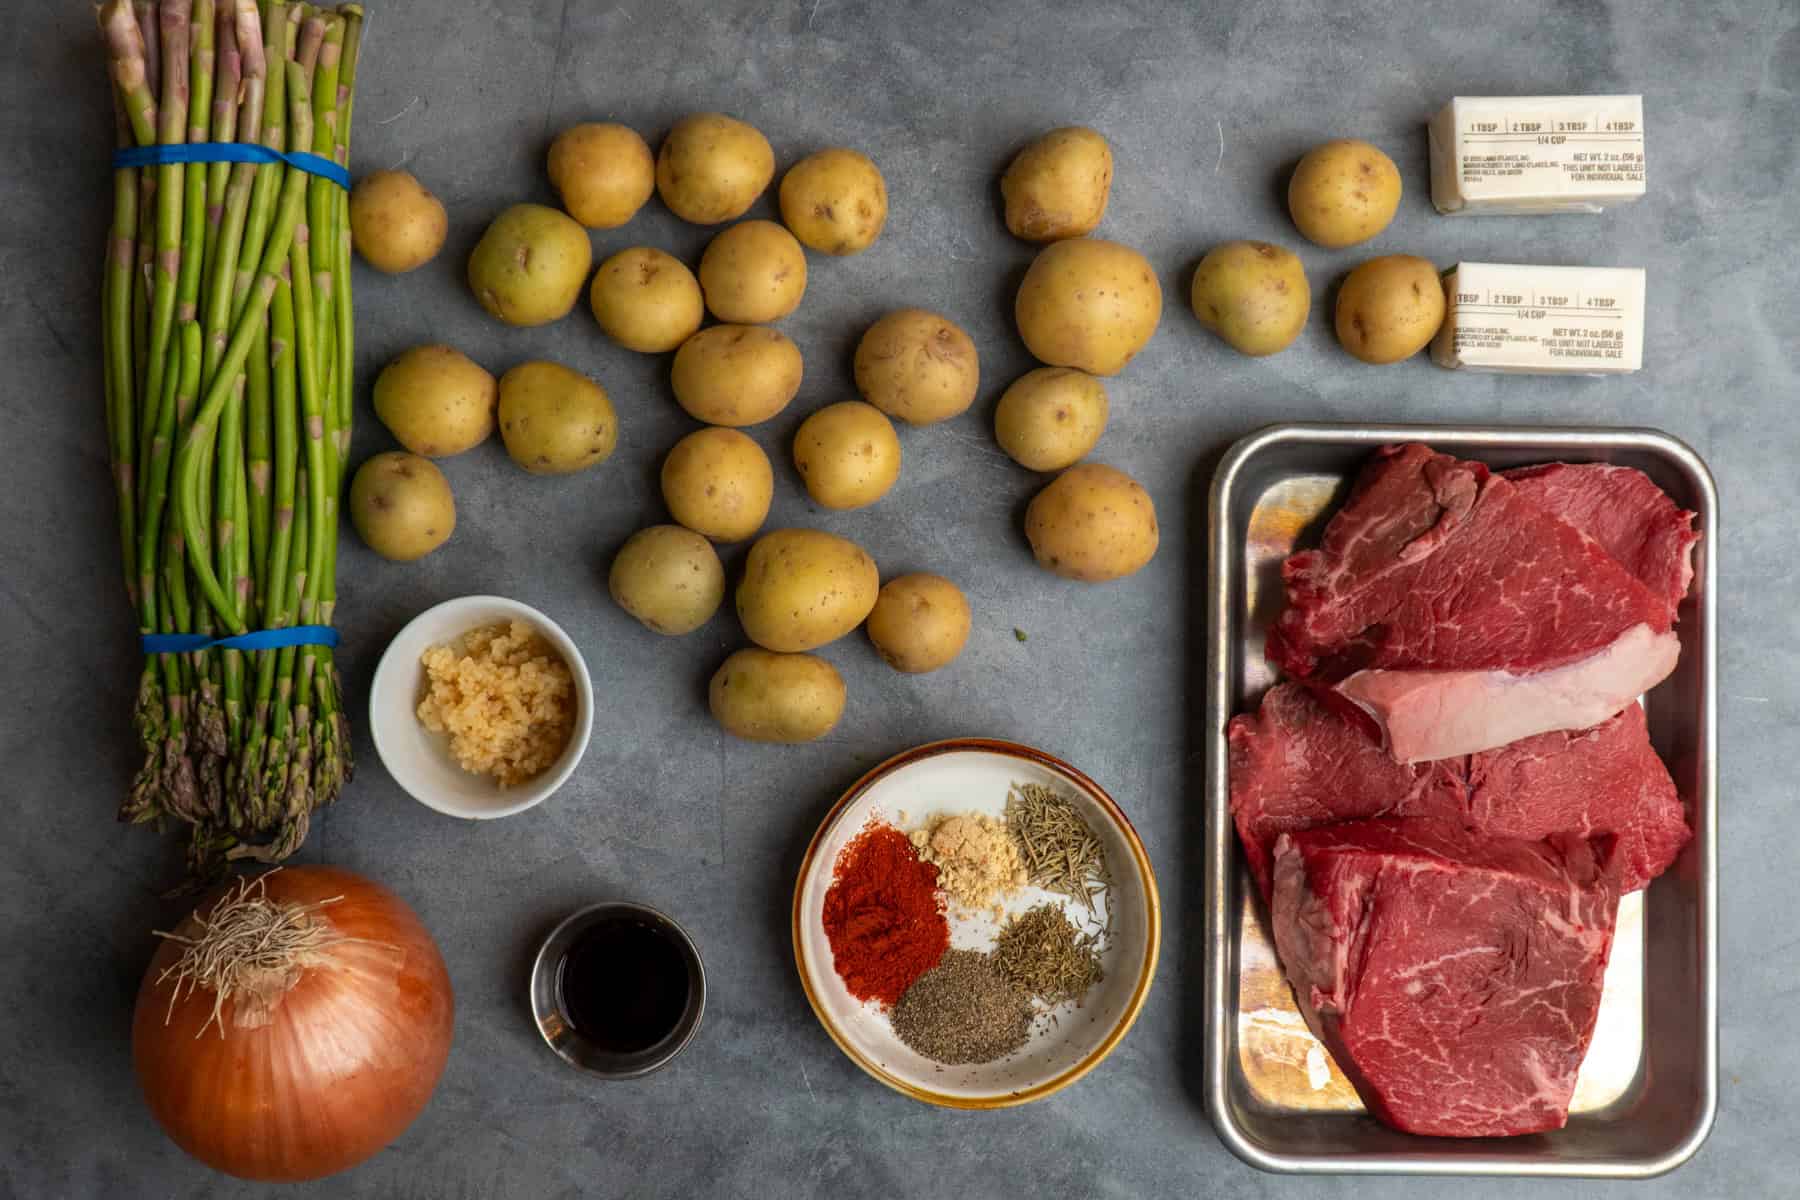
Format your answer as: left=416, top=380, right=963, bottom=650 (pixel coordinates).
left=529, top=902, right=706, bottom=1079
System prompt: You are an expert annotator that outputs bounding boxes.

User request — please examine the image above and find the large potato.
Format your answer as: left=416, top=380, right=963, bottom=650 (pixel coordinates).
left=708, top=648, right=846, bottom=743
left=589, top=247, right=703, bottom=353
left=349, top=170, right=447, bottom=274
left=547, top=122, right=654, bottom=229
left=661, top=427, right=774, bottom=543
left=1288, top=139, right=1402, bottom=249
left=372, top=345, right=496, bottom=457
left=1024, top=463, right=1158, bottom=582
left=698, top=220, right=807, bottom=323
left=736, top=528, right=879, bottom=652
left=993, top=367, right=1108, bottom=471
left=865, top=573, right=971, bottom=674
left=778, top=148, right=888, bottom=255
left=852, top=309, right=979, bottom=425
left=1000, top=126, right=1113, bottom=243
left=670, top=325, right=803, bottom=426
left=656, top=113, right=775, bottom=225
left=609, top=525, right=724, bottom=636
left=467, top=203, right=592, bottom=327
left=1190, top=240, right=1311, bottom=357
left=497, top=361, right=618, bottom=475
left=792, top=401, right=901, bottom=510
left=1335, top=254, right=1445, bottom=364
left=348, top=452, right=455, bottom=562
left=1015, top=238, right=1162, bottom=376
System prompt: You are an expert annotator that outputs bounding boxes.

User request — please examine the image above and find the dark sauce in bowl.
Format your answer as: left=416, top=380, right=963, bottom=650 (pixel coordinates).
left=558, top=916, right=693, bottom=1054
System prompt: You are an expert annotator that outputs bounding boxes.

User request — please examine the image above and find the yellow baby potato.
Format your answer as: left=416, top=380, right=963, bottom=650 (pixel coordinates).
left=348, top=452, right=455, bottom=562
left=865, top=573, right=971, bottom=674
left=670, top=325, right=804, bottom=426
left=852, top=309, right=979, bottom=425
left=467, top=203, right=592, bottom=327
left=1287, top=138, right=1402, bottom=249
left=1000, top=126, right=1114, bottom=243
left=1189, top=240, right=1311, bottom=357
left=497, top=361, right=618, bottom=475
left=1015, top=238, right=1162, bottom=376
left=779, top=148, right=888, bottom=255
left=349, top=170, right=448, bottom=274
left=609, top=525, right=725, bottom=636
left=735, top=528, right=879, bottom=653
left=1024, top=462, right=1159, bottom=582
left=661, top=427, right=774, bottom=543
left=708, top=648, right=846, bottom=743
left=1334, top=254, right=1446, bottom=364
left=992, top=367, right=1108, bottom=471
left=589, top=247, right=704, bottom=353
left=547, top=122, right=655, bottom=229
left=372, top=344, right=496, bottom=458
left=656, top=112, right=775, bottom=225
left=698, top=220, right=808, bottom=323
left=792, top=401, right=901, bottom=510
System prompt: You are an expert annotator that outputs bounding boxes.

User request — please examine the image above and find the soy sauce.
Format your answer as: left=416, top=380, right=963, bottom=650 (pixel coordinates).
left=558, top=916, right=691, bottom=1053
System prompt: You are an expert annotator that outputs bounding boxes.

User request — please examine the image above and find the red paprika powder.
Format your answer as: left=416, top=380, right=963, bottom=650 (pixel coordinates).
left=821, top=822, right=949, bottom=1007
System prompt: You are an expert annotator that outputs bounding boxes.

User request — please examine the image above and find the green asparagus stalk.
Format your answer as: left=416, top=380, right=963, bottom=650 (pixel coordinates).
left=332, top=5, right=362, bottom=464
left=105, top=96, right=141, bottom=610
left=199, top=1, right=238, bottom=315
left=175, top=2, right=215, bottom=331
left=137, top=0, right=192, bottom=509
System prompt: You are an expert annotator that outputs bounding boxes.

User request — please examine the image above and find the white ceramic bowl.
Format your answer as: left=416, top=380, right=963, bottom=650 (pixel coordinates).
left=369, top=595, right=593, bottom=819
left=792, top=739, right=1162, bottom=1108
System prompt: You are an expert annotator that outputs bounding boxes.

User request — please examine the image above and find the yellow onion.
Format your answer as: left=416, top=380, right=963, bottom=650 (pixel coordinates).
left=132, top=867, right=455, bottom=1181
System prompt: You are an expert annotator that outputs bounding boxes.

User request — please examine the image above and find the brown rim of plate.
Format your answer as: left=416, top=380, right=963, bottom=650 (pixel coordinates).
left=790, top=737, right=1163, bottom=1110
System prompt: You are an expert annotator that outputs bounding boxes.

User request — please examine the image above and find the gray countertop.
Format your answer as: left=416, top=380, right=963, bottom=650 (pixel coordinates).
left=5, top=0, right=1795, bottom=1196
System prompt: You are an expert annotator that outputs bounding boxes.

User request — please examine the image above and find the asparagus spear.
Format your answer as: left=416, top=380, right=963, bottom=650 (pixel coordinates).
left=138, top=0, right=192, bottom=509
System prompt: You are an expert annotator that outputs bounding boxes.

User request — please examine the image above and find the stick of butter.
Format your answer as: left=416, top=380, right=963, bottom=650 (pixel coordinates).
left=1431, top=263, right=1646, bottom=375
left=1429, top=96, right=1645, bottom=215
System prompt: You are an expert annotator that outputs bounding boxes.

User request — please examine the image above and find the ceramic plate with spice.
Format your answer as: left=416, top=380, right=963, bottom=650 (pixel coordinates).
left=792, top=739, right=1161, bottom=1108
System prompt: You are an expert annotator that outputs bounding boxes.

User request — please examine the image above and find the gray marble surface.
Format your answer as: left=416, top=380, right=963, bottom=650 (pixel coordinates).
left=4, top=0, right=1796, bottom=1196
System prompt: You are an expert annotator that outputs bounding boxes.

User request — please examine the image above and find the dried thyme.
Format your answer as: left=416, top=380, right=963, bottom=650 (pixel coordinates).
left=992, top=903, right=1104, bottom=1006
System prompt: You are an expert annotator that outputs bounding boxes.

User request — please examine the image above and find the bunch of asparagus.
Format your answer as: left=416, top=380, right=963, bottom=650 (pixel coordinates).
left=99, top=0, right=364, bottom=878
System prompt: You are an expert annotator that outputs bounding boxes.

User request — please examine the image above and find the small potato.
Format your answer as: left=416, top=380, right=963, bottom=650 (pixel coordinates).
left=736, top=528, right=879, bottom=653
left=993, top=367, right=1108, bottom=471
left=372, top=345, right=497, bottom=458
left=589, top=247, right=703, bottom=353
left=661, top=427, right=774, bottom=543
left=1334, top=254, right=1446, bottom=364
left=1190, top=240, right=1311, bottom=357
left=349, top=170, right=447, bottom=274
left=467, top=203, right=592, bottom=327
left=670, top=325, right=804, bottom=426
left=547, top=122, right=654, bottom=229
left=497, top=361, right=618, bottom=475
left=1015, top=238, right=1162, bottom=376
left=792, top=401, right=901, bottom=510
left=1025, top=462, right=1158, bottom=582
left=852, top=309, right=979, bottom=425
left=698, top=220, right=807, bottom=323
left=778, top=148, right=888, bottom=255
left=865, top=573, right=971, bottom=674
left=348, top=452, right=455, bottom=562
left=1000, top=126, right=1114, bottom=243
left=708, top=648, right=846, bottom=743
left=1288, top=139, right=1402, bottom=249
left=656, top=113, right=775, bottom=225
left=609, top=525, right=725, bottom=636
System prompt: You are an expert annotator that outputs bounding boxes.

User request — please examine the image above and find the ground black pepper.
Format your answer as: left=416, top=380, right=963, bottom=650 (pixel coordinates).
left=890, top=949, right=1031, bottom=1065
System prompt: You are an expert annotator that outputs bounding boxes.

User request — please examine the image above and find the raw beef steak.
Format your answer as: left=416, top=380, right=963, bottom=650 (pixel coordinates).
left=1270, top=818, right=1620, bottom=1138
left=1229, top=683, right=1687, bottom=898
left=1502, top=462, right=1699, bottom=626
left=1227, top=683, right=1461, bottom=900
left=1264, top=444, right=1681, bottom=761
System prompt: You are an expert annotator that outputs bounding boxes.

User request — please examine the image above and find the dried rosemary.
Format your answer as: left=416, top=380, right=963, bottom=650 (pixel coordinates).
left=1004, top=781, right=1113, bottom=929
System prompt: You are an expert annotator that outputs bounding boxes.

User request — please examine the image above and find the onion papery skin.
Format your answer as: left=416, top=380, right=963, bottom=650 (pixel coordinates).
left=132, top=866, right=455, bottom=1182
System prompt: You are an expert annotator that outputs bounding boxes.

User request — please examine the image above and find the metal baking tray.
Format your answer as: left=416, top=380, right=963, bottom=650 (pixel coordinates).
left=1203, top=423, right=1717, bottom=1177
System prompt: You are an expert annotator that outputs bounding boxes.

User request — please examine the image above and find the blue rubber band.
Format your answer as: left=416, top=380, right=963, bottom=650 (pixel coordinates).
left=112, top=144, right=350, bottom=190
left=142, top=625, right=340, bottom=655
